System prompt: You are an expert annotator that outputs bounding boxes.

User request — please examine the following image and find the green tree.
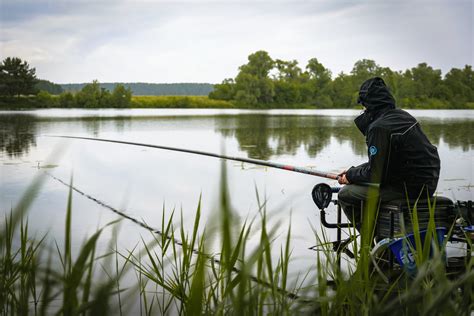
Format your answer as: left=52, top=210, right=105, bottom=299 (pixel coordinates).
left=0, top=57, right=38, bottom=97
left=273, top=81, right=301, bottom=105
left=239, top=50, right=274, bottom=79
left=273, top=59, right=303, bottom=105
left=257, top=77, right=276, bottom=104
left=395, top=70, right=417, bottom=101
left=329, top=73, right=356, bottom=108
left=305, top=58, right=333, bottom=106
left=379, top=69, right=402, bottom=101
left=306, top=58, right=332, bottom=88
left=209, top=79, right=235, bottom=101
left=99, top=88, right=112, bottom=107
left=409, top=63, right=443, bottom=99
left=442, top=65, right=474, bottom=106
left=59, top=92, right=76, bottom=108
left=36, top=90, right=52, bottom=107
left=351, top=59, right=383, bottom=87
left=111, top=84, right=132, bottom=108
left=234, top=51, right=275, bottom=106
left=234, top=73, right=260, bottom=106
left=75, top=80, right=101, bottom=108
left=274, top=59, right=302, bottom=82
left=36, top=90, right=59, bottom=107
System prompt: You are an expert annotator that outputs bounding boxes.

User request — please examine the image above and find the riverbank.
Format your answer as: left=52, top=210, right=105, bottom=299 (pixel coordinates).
left=0, top=95, right=235, bottom=109
left=132, top=95, right=234, bottom=108
left=1, top=95, right=473, bottom=110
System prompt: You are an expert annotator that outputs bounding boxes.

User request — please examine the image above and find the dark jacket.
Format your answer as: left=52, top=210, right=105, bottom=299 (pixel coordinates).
left=346, top=78, right=440, bottom=197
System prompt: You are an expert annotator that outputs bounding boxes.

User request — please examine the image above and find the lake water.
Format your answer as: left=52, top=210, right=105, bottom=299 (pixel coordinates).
left=0, top=109, right=473, bottom=287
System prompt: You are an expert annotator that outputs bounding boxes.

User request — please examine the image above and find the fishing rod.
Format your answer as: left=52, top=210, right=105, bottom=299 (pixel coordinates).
left=49, top=135, right=340, bottom=180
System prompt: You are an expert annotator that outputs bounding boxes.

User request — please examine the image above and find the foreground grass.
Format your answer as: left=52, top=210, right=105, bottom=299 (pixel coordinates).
left=1, top=168, right=473, bottom=315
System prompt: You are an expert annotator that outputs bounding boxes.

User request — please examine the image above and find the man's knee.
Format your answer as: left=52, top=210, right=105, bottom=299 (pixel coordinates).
left=338, top=185, right=358, bottom=214
left=338, top=185, right=358, bottom=204
left=338, top=185, right=350, bottom=201
left=338, top=186, right=362, bottom=229
left=338, top=184, right=372, bottom=203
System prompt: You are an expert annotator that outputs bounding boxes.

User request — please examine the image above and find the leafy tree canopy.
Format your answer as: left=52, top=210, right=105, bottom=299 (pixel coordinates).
left=210, top=50, right=474, bottom=109
left=0, top=57, right=38, bottom=97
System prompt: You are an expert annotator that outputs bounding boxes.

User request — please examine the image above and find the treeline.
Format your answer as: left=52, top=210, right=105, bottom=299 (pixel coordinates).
left=62, top=82, right=214, bottom=96
left=36, top=80, right=64, bottom=94
left=2, top=55, right=473, bottom=109
left=209, top=51, right=474, bottom=109
left=37, top=80, right=133, bottom=108
left=36, top=81, right=213, bottom=97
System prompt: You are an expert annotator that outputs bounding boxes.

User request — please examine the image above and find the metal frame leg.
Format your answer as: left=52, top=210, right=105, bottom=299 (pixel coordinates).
left=337, top=203, right=342, bottom=269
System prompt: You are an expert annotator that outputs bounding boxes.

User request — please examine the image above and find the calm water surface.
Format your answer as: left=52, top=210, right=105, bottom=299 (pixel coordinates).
left=1, top=109, right=473, bottom=286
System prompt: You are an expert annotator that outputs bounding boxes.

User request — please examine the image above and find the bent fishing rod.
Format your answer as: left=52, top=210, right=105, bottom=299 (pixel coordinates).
left=49, top=135, right=339, bottom=180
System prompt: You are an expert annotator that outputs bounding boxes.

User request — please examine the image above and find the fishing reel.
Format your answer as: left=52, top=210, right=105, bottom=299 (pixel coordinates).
left=310, top=183, right=353, bottom=259
left=311, top=183, right=348, bottom=230
left=311, top=183, right=340, bottom=210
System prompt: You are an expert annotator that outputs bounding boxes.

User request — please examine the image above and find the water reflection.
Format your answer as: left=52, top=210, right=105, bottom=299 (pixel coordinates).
left=216, top=115, right=365, bottom=159
left=79, top=116, right=132, bottom=136
left=0, top=115, right=37, bottom=158
left=422, top=119, right=474, bottom=151
left=216, top=115, right=474, bottom=160
left=0, top=115, right=135, bottom=157
left=0, top=113, right=473, bottom=160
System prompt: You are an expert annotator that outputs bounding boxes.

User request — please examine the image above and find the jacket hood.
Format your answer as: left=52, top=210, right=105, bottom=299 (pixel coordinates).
left=357, top=77, right=396, bottom=111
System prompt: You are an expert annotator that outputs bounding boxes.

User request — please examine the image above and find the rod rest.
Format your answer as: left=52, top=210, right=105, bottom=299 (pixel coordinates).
left=330, top=186, right=341, bottom=193
left=320, top=209, right=353, bottom=229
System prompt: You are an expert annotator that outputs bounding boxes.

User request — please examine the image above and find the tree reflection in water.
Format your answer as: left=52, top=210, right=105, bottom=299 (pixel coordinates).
left=0, top=115, right=37, bottom=158
left=217, top=115, right=373, bottom=160
left=0, top=113, right=472, bottom=160
left=422, top=119, right=474, bottom=152
left=215, top=114, right=474, bottom=160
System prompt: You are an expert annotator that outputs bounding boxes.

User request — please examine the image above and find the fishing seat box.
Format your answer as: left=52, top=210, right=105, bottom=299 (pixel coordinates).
left=376, top=196, right=454, bottom=239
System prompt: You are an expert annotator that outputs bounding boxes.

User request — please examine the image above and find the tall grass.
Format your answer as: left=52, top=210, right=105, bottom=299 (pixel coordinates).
left=0, top=174, right=128, bottom=315
left=1, top=167, right=473, bottom=314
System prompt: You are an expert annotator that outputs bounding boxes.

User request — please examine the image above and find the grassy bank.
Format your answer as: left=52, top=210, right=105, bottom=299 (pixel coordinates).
left=131, top=96, right=330, bottom=109
left=0, top=95, right=234, bottom=109
left=1, top=165, right=473, bottom=315
left=131, top=95, right=234, bottom=108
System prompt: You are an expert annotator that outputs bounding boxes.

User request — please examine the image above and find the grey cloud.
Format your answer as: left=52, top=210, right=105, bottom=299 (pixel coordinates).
left=0, top=0, right=471, bottom=83
left=0, top=1, right=69, bottom=24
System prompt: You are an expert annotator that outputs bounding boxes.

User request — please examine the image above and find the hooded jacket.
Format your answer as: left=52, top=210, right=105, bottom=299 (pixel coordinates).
left=346, top=77, right=440, bottom=197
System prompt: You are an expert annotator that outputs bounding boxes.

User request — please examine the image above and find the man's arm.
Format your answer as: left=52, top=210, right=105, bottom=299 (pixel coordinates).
left=345, top=126, right=390, bottom=184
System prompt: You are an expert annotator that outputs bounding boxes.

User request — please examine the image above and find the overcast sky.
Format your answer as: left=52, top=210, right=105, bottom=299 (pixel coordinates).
left=0, top=0, right=472, bottom=83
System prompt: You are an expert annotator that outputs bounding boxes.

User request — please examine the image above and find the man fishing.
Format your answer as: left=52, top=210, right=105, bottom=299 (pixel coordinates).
left=337, top=77, right=440, bottom=230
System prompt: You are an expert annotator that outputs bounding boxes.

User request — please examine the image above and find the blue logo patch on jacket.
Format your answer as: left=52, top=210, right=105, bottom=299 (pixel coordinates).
left=369, top=146, right=378, bottom=156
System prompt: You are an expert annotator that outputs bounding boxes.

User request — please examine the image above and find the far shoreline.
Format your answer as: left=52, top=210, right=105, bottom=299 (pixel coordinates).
left=1, top=95, right=473, bottom=111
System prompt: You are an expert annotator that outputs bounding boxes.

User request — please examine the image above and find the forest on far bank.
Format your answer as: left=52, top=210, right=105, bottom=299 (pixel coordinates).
left=210, top=51, right=474, bottom=109
left=1, top=54, right=473, bottom=109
